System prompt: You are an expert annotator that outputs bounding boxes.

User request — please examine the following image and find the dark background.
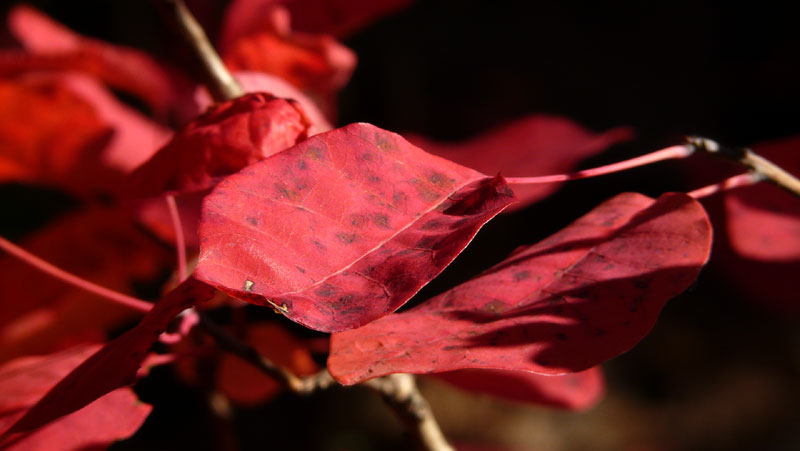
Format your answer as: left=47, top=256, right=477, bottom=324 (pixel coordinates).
left=2, top=1, right=800, bottom=449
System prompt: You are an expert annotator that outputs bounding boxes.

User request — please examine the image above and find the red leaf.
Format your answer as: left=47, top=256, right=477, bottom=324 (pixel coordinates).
left=218, top=3, right=356, bottom=118
left=216, top=322, right=318, bottom=405
left=0, top=76, right=110, bottom=191
left=193, top=71, right=333, bottom=135
left=221, top=0, right=414, bottom=39
left=128, top=92, right=312, bottom=197
left=194, top=123, right=516, bottom=332
left=328, top=192, right=711, bottom=384
left=407, top=115, right=633, bottom=211
left=722, top=135, right=800, bottom=262
left=5, top=5, right=182, bottom=117
left=432, top=366, right=604, bottom=410
left=0, top=344, right=151, bottom=450
left=0, top=208, right=173, bottom=364
left=6, top=278, right=215, bottom=434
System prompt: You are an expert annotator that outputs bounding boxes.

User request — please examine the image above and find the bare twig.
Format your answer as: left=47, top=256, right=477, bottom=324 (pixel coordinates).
left=197, top=313, right=451, bottom=450
left=363, top=374, right=455, bottom=451
left=160, top=0, right=242, bottom=101
left=687, top=136, right=800, bottom=198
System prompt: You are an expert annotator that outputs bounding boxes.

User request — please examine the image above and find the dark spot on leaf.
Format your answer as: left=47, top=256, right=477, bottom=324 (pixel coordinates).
left=421, top=219, right=443, bottom=230
left=296, top=265, right=306, bottom=274
left=298, top=159, right=308, bottom=170
left=315, top=283, right=336, bottom=298
left=336, top=232, right=358, bottom=244
left=312, top=240, right=326, bottom=251
left=513, top=270, right=531, bottom=282
left=305, top=145, right=324, bottom=160
left=372, top=214, right=390, bottom=228
left=442, top=346, right=457, bottom=351
left=349, top=214, right=368, bottom=228
left=361, top=152, right=373, bottom=161
left=246, top=216, right=258, bottom=226
left=368, top=174, right=381, bottom=183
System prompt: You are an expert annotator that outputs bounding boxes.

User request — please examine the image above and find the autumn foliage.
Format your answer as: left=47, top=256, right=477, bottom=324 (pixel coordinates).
left=0, top=1, right=798, bottom=450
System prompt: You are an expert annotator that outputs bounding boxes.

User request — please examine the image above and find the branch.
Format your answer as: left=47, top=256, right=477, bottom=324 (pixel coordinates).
left=687, top=136, right=800, bottom=198
left=363, top=374, right=454, bottom=451
left=160, top=0, right=242, bottom=101
left=196, top=314, right=452, bottom=450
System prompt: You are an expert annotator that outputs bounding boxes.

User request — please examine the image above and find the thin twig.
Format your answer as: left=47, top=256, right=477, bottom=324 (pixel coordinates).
left=687, top=172, right=764, bottom=199
left=160, top=0, right=242, bottom=101
left=363, top=374, right=455, bottom=451
left=687, top=136, right=800, bottom=198
left=196, top=313, right=451, bottom=450
left=0, top=235, right=152, bottom=313
left=505, top=144, right=693, bottom=185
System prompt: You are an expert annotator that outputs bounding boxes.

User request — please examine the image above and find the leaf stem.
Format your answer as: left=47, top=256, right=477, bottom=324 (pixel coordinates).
left=0, top=235, right=152, bottom=313
left=505, top=144, right=693, bottom=185
left=165, top=194, right=188, bottom=281
left=687, top=136, right=800, bottom=198
left=687, top=172, right=764, bottom=199
left=160, top=0, right=242, bottom=101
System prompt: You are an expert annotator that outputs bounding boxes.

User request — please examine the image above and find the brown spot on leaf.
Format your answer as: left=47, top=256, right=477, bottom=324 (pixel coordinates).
left=336, top=232, right=358, bottom=244
left=246, top=216, right=258, bottom=226
left=372, top=214, right=390, bottom=228
left=513, top=270, right=531, bottom=282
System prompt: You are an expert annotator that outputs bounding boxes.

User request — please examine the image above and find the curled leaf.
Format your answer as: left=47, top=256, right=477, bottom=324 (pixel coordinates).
left=127, top=92, right=312, bottom=197
left=195, top=123, right=516, bottom=332
left=328, top=192, right=711, bottom=384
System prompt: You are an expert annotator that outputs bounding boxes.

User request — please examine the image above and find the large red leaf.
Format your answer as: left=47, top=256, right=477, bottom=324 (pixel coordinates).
left=194, top=123, right=516, bottom=332
left=218, top=3, right=356, bottom=118
left=328, top=192, right=712, bottom=384
left=5, top=5, right=181, bottom=117
left=6, top=278, right=215, bottom=434
left=127, top=92, right=312, bottom=197
left=220, top=0, right=413, bottom=40
left=0, top=208, right=173, bottom=364
left=432, top=366, right=604, bottom=411
left=407, top=115, right=633, bottom=211
left=0, top=344, right=151, bottom=450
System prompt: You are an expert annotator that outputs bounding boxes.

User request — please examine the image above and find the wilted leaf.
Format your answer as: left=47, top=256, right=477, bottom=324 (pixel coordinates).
left=5, top=5, right=182, bottom=117
left=407, top=115, right=633, bottom=211
left=195, top=123, right=516, bottom=332
left=432, top=366, right=604, bottom=410
left=217, top=322, right=318, bottom=405
left=0, top=207, right=173, bottom=364
left=218, top=3, right=356, bottom=118
left=128, top=92, right=312, bottom=197
left=0, top=344, right=151, bottom=450
left=194, top=71, right=333, bottom=135
left=328, top=192, right=711, bottom=384
left=6, top=278, right=215, bottom=433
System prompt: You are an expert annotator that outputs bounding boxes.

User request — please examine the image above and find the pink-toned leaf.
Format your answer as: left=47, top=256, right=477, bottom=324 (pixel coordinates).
left=0, top=344, right=151, bottom=450
left=194, top=71, right=333, bottom=135
left=127, top=92, right=312, bottom=197
left=6, top=278, right=215, bottom=434
left=0, top=207, right=173, bottom=364
left=5, top=5, right=182, bottom=117
left=194, top=123, right=516, bottom=332
left=432, top=366, right=604, bottom=410
left=220, top=0, right=413, bottom=40
left=407, top=115, right=633, bottom=211
left=328, top=192, right=711, bottom=384
left=218, top=3, right=356, bottom=118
